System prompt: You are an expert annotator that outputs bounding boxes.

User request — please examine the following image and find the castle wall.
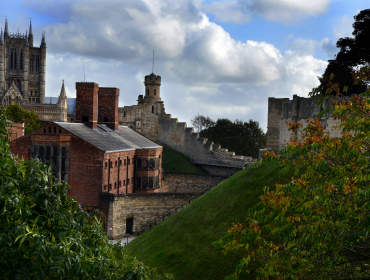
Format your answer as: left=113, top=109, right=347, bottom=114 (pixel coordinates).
left=102, top=192, right=195, bottom=239
left=161, top=172, right=226, bottom=193
left=267, top=94, right=350, bottom=154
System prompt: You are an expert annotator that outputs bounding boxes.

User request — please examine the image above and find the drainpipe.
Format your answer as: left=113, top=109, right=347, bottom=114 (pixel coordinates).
left=117, top=157, right=120, bottom=194
left=108, top=159, right=111, bottom=193
left=126, top=156, right=129, bottom=194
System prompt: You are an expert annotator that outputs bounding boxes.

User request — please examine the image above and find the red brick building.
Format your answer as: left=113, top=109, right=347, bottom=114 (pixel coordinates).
left=10, top=82, right=163, bottom=212
left=7, top=122, right=24, bottom=142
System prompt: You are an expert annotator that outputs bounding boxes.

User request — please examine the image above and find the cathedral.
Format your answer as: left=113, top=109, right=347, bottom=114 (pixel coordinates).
left=0, top=18, right=68, bottom=122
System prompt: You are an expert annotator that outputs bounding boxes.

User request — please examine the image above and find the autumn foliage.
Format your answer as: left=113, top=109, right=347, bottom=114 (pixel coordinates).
left=214, top=66, right=370, bottom=279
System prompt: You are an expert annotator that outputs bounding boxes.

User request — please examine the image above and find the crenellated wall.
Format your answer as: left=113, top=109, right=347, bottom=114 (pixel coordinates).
left=266, top=94, right=357, bottom=154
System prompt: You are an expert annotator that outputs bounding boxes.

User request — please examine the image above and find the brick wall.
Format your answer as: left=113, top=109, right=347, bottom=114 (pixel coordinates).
left=8, top=123, right=24, bottom=142
left=75, top=82, right=99, bottom=129
left=10, top=131, right=32, bottom=160
left=98, top=87, right=119, bottom=130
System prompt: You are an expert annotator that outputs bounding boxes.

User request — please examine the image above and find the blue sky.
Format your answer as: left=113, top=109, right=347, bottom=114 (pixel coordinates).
left=2, top=0, right=370, bottom=138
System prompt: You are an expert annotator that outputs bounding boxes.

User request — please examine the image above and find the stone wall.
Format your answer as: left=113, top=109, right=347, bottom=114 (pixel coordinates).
left=102, top=192, right=195, bottom=239
left=267, top=94, right=348, bottom=154
left=161, top=172, right=226, bottom=193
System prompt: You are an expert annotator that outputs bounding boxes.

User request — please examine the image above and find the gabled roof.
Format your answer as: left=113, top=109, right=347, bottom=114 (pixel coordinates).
left=55, top=122, right=161, bottom=153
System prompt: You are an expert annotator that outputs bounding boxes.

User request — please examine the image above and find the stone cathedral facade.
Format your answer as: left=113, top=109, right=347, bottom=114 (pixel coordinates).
left=0, top=19, right=68, bottom=122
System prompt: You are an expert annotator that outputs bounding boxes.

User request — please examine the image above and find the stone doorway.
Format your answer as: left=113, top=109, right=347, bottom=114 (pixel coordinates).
left=126, top=218, right=133, bottom=234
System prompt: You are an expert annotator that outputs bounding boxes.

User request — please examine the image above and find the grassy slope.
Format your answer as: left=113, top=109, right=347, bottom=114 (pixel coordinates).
left=162, top=144, right=208, bottom=174
left=126, top=159, right=294, bottom=280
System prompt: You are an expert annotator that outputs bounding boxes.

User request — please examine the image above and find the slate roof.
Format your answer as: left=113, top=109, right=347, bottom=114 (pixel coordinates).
left=55, top=122, right=161, bottom=153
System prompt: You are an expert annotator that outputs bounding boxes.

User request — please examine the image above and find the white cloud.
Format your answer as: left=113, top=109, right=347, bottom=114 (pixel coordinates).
left=203, top=0, right=332, bottom=24
left=14, top=0, right=329, bottom=134
left=333, top=14, right=354, bottom=40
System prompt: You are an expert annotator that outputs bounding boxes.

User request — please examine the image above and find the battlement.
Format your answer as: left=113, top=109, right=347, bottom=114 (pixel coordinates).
left=145, top=73, right=161, bottom=85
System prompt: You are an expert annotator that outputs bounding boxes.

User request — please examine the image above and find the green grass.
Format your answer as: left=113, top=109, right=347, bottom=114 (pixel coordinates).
left=126, top=159, right=295, bottom=280
left=161, top=144, right=208, bottom=174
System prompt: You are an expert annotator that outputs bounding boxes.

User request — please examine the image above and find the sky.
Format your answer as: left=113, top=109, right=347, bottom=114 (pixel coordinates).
left=2, top=0, right=369, bottom=133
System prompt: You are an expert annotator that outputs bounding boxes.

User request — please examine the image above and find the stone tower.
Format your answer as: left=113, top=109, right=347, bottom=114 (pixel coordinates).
left=0, top=18, right=46, bottom=105
left=144, top=73, right=161, bottom=101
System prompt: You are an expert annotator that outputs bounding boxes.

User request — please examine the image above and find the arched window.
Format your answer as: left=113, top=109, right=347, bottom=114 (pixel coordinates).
left=14, top=50, right=17, bottom=70
left=147, top=89, right=149, bottom=95
left=154, top=89, right=156, bottom=95
left=10, top=50, right=13, bottom=69
left=20, top=50, right=23, bottom=70
left=36, top=56, right=39, bottom=73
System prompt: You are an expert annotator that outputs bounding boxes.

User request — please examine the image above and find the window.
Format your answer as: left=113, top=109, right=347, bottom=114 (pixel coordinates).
left=152, top=106, right=154, bottom=113
left=119, top=181, right=121, bottom=187
left=59, top=129, right=61, bottom=134
left=115, top=161, right=117, bottom=167
left=20, top=50, right=23, bottom=70
left=109, top=184, right=112, bottom=190
left=10, top=50, right=13, bottom=69
left=110, top=162, right=113, bottom=168
left=127, top=178, right=130, bottom=184
left=104, top=117, right=108, bottom=122
left=82, top=115, right=89, bottom=122
left=119, top=160, right=122, bottom=166
left=44, top=128, right=46, bottom=133
left=123, top=111, right=126, bottom=117
left=154, top=89, right=156, bottom=95
left=137, top=158, right=142, bottom=169
left=14, top=51, right=17, bottom=70
left=105, top=162, right=107, bottom=169
left=54, top=127, right=56, bottom=134
left=114, top=182, right=117, bottom=189
left=128, top=158, right=130, bottom=165
left=123, top=179, right=126, bottom=185
left=49, top=127, right=51, bottom=133
left=104, top=185, right=107, bottom=190
left=124, top=159, right=126, bottom=165
left=61, top=174, right=65, bottom=181
left=147, top=89, right=149, bottom=95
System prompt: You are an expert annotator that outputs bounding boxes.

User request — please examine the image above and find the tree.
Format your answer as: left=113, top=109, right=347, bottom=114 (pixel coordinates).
left=215, top=67, right=370, bottom=279
left=191, top=114, right=215, bottom=132
left=0, top=108, right=172, bottom=279
left=201, top=118, right=266, bottom=158
left=5, top=104, right=41, bottom=134
left=316, top=9, right=370, bottom=96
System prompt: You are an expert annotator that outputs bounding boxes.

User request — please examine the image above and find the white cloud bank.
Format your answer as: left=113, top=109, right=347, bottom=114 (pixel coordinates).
left=19, top=0, right=328, bottom=133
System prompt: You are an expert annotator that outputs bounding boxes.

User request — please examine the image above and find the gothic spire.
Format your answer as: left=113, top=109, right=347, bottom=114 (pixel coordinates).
left=4, top=17, right=8, bottom=36
left=60, top=80, right=66, bottom=98
left=24, top=31, right=29, bottom=46
left=0, top=29, right=4, bottom=45
left=29, top=19, right=33, bottom=37
left=40, top=32, right=46, bottom=47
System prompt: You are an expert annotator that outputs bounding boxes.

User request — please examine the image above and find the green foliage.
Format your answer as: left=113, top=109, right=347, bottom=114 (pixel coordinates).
left=126, top=159, right=296, bottom=280
left=200, top=118, right=266, bottom=158
left=5, top=104, right=41, bottom=134
left=0, top=108, right=172, bottom=280
left=215, top=67, right=370, bottom=279
left=161, top=144, right=208, bottom=174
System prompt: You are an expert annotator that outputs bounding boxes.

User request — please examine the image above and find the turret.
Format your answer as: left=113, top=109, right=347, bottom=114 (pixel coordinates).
left=57, top=80, right=68, bottom=122
left=4, top=18, right=8, bottom=37
left=28, top=20, right=33, bottom=47
left=23, top=31, right=29, bottom=101
left=40, top=32, right=46, bottom=103
left=144, top=73, right=161, bottom=101
left=0, top=28, right=4, bottom=94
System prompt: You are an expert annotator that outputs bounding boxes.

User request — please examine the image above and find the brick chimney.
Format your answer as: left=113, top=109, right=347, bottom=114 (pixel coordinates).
left=75, top=82, right=99, bottom=129
left=98, top=87, right=119, bottom=130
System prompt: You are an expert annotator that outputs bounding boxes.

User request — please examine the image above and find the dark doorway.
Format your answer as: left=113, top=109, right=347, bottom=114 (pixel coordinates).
left=126, top=218, right=133, bottom=234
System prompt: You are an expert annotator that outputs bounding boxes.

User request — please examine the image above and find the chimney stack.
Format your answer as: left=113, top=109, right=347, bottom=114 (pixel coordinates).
left=98, top=87, right=119, bottom=130
left=75, top=82, right=99, bottom=129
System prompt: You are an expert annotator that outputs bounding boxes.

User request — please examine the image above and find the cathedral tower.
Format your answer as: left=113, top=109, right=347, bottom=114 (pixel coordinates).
left=0, top=18, right=46, bottom=105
